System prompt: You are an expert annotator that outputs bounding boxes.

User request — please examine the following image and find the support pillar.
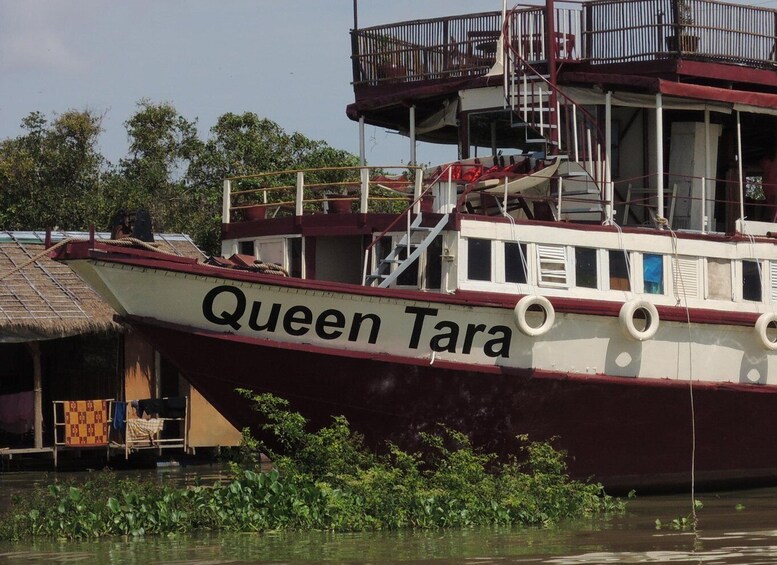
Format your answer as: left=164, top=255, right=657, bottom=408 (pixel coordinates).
left=656, top=93, right=665, bottom=227
left=26, top=341, right=43, bottom=449
left=409, top=105, right=416, bottom=166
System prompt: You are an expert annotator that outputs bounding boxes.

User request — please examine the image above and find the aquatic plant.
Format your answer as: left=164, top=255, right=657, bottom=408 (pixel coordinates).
left=0, top=392, right=623, bottom=540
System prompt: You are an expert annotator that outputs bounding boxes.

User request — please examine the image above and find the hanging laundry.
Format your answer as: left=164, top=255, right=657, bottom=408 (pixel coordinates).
left=64, top=400, right=109, bottom=446
left=0, top=391, right=34, bottom=435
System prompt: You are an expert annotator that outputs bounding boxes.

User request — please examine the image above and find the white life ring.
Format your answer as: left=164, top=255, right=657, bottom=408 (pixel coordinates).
left=755, top=312, right=777, bottom=350
left=513, top=295, right=555, bottom=337
left=619, top=299, right=659, bottom=341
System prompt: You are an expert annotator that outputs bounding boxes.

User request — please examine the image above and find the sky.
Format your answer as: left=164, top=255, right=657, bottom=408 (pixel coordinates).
left=0, top=0, right=502, bottom=169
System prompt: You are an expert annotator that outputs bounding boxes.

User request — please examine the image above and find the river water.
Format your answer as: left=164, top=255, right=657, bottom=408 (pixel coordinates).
left=2, top=466, right=777, bottom=564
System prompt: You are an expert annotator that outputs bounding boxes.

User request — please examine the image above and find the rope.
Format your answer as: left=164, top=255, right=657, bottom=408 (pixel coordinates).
left=668, top=226, right=698, bottom=531
left=497, top=194, right=530, bottom=288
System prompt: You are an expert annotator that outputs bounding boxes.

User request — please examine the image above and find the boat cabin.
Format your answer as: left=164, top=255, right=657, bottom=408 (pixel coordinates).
left=220, top=0, right=777, bottom=321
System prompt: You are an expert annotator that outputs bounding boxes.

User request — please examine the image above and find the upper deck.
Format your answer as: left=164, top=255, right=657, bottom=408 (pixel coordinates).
left=350, top=0, right=777, bottom=123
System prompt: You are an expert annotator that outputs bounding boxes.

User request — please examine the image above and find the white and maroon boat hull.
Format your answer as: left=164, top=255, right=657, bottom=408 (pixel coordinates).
left=59, top=243, right=777, bottom=489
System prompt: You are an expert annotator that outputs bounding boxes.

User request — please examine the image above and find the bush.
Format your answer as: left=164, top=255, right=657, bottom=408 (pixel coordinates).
left=0, top=392, right=624, bottom=540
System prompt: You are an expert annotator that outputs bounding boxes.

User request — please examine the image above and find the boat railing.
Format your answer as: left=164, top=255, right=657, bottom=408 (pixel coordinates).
left=616, top=171, right=776, bottom=232
left=583, top=0, right=777, bottom=66
left=351, top=0, right=777, bottom=91
left=350, top=6, right=582, bottom=87
left=222, top=166, right=429, bottom=224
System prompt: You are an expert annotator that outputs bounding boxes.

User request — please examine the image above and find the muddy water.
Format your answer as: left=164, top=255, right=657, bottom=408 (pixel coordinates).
left=2, top=466, right=777, bottom=563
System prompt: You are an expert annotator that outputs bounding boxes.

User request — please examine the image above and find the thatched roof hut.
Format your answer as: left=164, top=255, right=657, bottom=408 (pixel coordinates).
left=0, top=231, right=204, bottom=342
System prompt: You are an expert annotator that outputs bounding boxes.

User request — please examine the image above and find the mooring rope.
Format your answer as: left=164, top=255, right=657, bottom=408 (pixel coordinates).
left=668, top=225, right=698, bottom=530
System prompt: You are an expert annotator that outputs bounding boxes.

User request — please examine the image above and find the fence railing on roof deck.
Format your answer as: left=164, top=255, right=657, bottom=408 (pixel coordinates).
left=350, top=0, right=777, bottom=88
left=584, top=0, right=777, bottom=67
left=222, top=166, right=427, bottom=224
left=350, top=7, right=582, bottom=87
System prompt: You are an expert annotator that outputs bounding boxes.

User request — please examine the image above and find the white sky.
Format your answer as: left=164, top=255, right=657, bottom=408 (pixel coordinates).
left=0, top=0, right=501, bottom=169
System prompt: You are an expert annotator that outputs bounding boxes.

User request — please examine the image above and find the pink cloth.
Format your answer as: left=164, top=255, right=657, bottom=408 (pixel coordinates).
left=0, top=391, right=34, bottom=435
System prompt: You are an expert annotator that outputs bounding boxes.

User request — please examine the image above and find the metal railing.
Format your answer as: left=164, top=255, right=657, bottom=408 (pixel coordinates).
left=584, top=0, right=777, bottom=66
left=222, top=166, right=426, bottom=224
left=350, top=0, right=777, bottom=88
left=351, top=7, right=582, bottom=87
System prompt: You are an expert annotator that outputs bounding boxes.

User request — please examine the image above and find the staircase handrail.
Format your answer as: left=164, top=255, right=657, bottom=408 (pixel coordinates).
left=361, top=163, right=454, bottom=285
left=502, top=6, right=606, bottom=180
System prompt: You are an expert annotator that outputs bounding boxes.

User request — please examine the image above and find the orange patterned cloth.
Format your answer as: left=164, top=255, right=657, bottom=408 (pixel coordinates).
left=64, top=400, right=109, bottom=446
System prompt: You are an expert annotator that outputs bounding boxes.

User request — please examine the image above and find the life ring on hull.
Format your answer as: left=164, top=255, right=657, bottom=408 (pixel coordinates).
left=513, top=295, right=555, bottom=337
left=755, top=312, right=777, bottom=350
left=619, top=299, right=660, bottom=341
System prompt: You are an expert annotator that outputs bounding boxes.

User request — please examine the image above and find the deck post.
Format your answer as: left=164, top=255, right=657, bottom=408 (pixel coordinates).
left=359, top=116, right=366, bottom=166
left=296, top=172, right=305, bottom=217
left=222, top=180, right=231, bottom=225
left=409, top=105, right=417, bottom=165
left=737, top=111, right=745, bottom=225
left=413, top=167, right=422, bottom=214
left=605, top=91, right=613, bottom=223
left=703, top=109, right=711, bottom=233
left=656, top=93, right=665, bottom=228
left=360, top=167, right=369, bottom=213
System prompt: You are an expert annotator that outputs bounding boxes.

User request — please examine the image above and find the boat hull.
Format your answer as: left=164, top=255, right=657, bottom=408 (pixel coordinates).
left=131, top=316, right=777, bottom=491
left=58, top=247, right=777, bottom=490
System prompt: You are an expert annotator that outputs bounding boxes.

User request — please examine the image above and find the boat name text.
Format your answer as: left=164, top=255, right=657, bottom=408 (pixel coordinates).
left=202, top=286, right=510, bottom=357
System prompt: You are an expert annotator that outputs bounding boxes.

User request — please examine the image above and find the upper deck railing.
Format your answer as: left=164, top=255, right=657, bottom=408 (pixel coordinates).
left=350, top=0, right=777, bottom=87
left=351, top=7, right=581, bottom=86
left=585, top=0, right=777, bottom=66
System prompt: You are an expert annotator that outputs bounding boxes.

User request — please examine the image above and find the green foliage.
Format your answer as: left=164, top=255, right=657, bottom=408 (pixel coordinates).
left=0, top=109, right=106, bottom=230
left=655, top=499, right=702, bottom=531
left=0, top=393, right=624, bottom=541
left=0, top=105, right=359, bottom=255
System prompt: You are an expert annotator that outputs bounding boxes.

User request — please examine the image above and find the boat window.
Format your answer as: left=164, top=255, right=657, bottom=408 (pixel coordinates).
left=505, top=242, right=528, bottom=283
left=374, top=237, right=392, bottom=278
left=575, top=248, right=597, bottom=289
left=397, top=245, right=420, bottom=286
left=239, top=240, right=254, bottom=257
left=643, top=254, right=663, bottom=294
left=537, top=244, right=567, bottom=288
left=257, top=239, right=285, bottom=266
left=468, top=238, right=492, bottom=281
left=743, top=260, right=762, bottom=302
left=608, top=250, right=630, bottom=291
left=425, top=236, right=443, bottom=290
left=288, top=238, right=302, bottom=278
left=707, top=258, right=732, bottom=300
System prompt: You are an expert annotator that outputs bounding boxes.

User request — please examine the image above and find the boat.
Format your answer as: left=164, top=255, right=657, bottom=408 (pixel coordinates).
left=52, top=0, right=777, bottom=490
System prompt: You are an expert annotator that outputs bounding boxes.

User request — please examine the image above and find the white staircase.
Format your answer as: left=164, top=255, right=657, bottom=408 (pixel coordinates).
left=365, top=213, right=449, bottom=288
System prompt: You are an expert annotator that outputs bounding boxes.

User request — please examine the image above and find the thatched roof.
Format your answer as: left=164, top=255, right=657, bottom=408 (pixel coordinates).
left=0, top=231, right=205, bottom=343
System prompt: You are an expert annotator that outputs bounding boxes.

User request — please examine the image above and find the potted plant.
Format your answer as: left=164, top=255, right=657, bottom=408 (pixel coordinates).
left=666, top=0, right=699, bottom=53
left=373, top=34, right=407, bottom=81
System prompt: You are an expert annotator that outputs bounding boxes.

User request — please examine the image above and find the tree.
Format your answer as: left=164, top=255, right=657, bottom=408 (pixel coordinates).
left=0, top=110, right=105, bottom=230
left=185, top=113, right=359, bottom=253
left=118, top=100, right=203, bottom=232
left=0, top=105, right=359, bottom=255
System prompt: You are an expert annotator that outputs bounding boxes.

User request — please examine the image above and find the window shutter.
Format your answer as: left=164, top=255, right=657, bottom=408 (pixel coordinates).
left=672, top=256, right=699, bottom=298
left=537, top=244, right=568, bottom=288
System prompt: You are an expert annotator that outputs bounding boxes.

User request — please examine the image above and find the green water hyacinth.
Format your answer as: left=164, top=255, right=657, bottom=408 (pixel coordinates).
left=0, top=392, right=624, bottom=540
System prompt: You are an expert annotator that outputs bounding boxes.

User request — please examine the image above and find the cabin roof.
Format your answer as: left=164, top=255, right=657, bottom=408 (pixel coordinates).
left=0, top=232, right=204, bottom=342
